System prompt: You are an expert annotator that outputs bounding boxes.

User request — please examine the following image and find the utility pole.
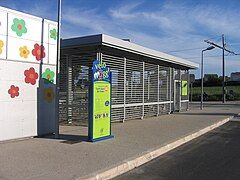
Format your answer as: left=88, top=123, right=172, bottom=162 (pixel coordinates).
left=204, top=35, right=237, bottom=104
left=222, top=34, right=225, bottom=103
left=55, top=0, right=62, bottom=138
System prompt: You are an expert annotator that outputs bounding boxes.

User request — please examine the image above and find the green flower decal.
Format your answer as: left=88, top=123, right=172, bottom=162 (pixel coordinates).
left=42, top=68, right=55, bottom=84
left=50, top=28, right=57, bottom=40
left=11, top=18, right=27, bottom=37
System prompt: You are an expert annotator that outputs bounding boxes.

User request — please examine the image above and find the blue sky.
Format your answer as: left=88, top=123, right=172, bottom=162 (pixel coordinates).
left=0, top=0, right=240, bottom=78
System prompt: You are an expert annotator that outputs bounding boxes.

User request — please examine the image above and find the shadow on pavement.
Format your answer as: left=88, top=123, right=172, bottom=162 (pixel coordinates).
left=177, top=112, right=238, bottom=116
left=38, top=134, right=88, bottom=144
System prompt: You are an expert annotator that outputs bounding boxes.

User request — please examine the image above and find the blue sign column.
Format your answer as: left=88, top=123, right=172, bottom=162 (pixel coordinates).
left=88, top=59, right=114, bottom=142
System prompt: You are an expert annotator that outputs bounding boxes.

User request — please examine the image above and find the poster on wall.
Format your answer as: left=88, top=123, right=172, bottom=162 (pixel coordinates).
left=181, top=80, right=188, bottom=96
left=88, top=59, right=113, bottom=142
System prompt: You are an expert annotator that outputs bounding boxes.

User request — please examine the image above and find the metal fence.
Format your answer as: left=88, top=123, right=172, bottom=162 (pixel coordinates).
left=102, top=53, right=177, bottom=122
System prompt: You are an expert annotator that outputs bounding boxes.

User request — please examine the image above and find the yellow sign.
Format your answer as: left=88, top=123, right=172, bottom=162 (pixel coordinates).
left=181, top=80, right=188, bottom=96
left=93, top=81, right=111, bottom=139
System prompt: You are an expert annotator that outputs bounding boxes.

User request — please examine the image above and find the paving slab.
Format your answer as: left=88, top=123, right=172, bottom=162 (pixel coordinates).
left=0, top=103, right=239, bottom=180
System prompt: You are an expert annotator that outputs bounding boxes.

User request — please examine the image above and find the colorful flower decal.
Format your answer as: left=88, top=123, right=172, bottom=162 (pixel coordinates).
left=0, top=40, right=3, bottom=54
left=50, top=28, right=57, bottom=40
left=42, top=68, right=55, bottom=84
left=11, top=18, right=27, bottom=37
left=32, top=43, right=46, bottom=61
left=24, top=67, right=39, bottom=85
left=8, top=85, right=19, bottom=98
left=19, top=46, right=30, bottom=58
left=43, top=87, right=54, bottom=103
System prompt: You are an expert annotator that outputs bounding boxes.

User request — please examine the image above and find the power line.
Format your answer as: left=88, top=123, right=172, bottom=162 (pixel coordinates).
left=204, top=39, right=236, bottom=55
left=184, top=53, right=240, bottom=60
left=165, top=47, right=206, bottom=53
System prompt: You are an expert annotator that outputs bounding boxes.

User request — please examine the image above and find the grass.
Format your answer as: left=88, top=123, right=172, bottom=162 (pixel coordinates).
left=192, top=86, right=240, bottom=95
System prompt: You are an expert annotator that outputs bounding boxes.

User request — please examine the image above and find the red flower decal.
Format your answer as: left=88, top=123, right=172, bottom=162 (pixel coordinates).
left=32, top=43, right=45, bottom=61
left=8, top=85, right=19, bottom=98
left=24, top=67, right=39, bottom=85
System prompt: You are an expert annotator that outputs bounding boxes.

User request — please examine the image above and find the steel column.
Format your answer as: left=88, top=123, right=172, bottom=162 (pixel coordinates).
left=187, top=70, right=190, bottom=110
left=179, top=69, right=181, bottom=110
left=123, top=57, right=126, bottom=122
left=66, top=56, right=73, bottom=124
left=142, top=61, right=145, bottom=119
left=157, top=65, right=160, bottom=116
left=55, top=0, right=61, bottom=138
left=169, top=67, right=172, bottom=113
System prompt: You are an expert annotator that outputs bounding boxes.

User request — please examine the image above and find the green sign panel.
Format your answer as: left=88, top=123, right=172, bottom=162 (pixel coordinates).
left=181, top=80, right=188, bottom=96
left=89, top=60, right=113, bottom=142
left=93, top=81, right=111, bottom=139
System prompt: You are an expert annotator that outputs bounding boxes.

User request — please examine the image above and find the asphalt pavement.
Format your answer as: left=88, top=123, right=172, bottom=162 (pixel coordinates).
left=115, top=120, right=240, bottom=180
left=0, top=103, right=239, bottom=180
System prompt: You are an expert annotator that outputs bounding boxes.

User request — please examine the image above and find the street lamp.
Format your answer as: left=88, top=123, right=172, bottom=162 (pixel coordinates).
left=201, top=46, right=215, bottom=110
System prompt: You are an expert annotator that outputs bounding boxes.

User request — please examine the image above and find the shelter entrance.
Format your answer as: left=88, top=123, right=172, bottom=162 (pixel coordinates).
left=59, top=53, right=95, bottom=127
left=174, top=80, right=181, bottom=112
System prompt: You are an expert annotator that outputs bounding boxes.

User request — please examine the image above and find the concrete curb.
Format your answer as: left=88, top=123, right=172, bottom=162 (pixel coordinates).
left=81, top=116, right=233, bottom=180
left=230, top=113, right=240, bottom=122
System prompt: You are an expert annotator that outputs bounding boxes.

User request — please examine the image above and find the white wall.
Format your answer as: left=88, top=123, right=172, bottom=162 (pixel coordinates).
left=0, top=6, right=57, bottom=141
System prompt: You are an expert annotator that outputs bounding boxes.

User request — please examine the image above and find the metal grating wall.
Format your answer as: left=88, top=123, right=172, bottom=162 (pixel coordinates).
left=60, top=50, right=190, bottom=124
left=59, top=55, right=68, bottom=123
left=101, top=54, right=175, bottom=121
left=102, top=54, right=125, bottom=121
left=125, top=58, right=143, bottom=119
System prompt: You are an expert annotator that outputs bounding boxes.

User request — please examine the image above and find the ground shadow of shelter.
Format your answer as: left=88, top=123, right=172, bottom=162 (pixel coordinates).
left=176, top=112, right=238, bottom=116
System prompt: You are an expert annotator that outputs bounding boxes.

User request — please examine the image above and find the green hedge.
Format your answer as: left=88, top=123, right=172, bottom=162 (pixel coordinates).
left=191, top=86, right=240, bottom=101
left=192, top=93, right=240, bottom=101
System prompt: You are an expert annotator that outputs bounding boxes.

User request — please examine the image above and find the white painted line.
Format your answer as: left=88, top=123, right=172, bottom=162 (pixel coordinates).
left=80, top=116, right=233, bottom=180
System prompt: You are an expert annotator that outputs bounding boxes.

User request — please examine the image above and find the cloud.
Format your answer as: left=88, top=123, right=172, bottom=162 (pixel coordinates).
left=17, top=0, right=57, bottom=21
left=2, top=0, right=238, bottom=78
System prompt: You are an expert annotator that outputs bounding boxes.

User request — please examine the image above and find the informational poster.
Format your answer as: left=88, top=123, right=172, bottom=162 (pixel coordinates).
left=181, top=80, right=188, bottom=96
left=89, top=60, right=113, bottom=142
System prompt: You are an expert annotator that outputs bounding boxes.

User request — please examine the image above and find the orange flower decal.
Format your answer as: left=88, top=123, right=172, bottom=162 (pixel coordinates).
left=19, top=46, right=30, bottom=58
left=8, top=85, right=19, bottom=98
left=32, top=43, right=46, bottom=61
left=43, top=87, right=54, bottom=103
left=24, top=67, right=39, bottom=85
left=0, top=40, right=4, bottom=54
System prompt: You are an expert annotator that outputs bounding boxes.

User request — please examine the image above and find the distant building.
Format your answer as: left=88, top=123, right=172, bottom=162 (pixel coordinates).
left=219, top=76, right=230, bottom=81
left=204, top=74, right=218, bottom=81
left=231, top=72, right=240, bottom=81
left=189, top=74, right=195, bottom=83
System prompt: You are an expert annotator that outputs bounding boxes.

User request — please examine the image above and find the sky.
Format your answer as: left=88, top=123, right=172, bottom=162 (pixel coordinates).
left=0, top=0, right=240, bottom=78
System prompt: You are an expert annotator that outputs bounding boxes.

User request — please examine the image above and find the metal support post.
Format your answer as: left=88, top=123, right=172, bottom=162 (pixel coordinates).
left=123, top=57, right=126, bottom=122
left=201, top=50, right=204, bottom=110
left=190, top=83, right=193, bottom=102
left=187, top=70, right=189, bottom=110
left=179, top=69, right=181, bottom=111
left=169, top=67, right=172, bottom=113
left=222, top=34, right=226, bottom=103
left=157, top=65, right=160, bottom=116
left=66, top=56, right=73, bottom=124
left=54, top=0, right=61, bottom=138
left=142, top=61, right=145, bottom=119
left=96, top=51, right=102, bottom=63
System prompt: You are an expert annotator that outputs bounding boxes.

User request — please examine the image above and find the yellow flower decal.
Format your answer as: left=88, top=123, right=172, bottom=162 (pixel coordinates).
left=0, top=40, right=4, bottom=54
left=19, top=46, right=30, bottom=58
left=43, top=87, right=54, bottom=103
